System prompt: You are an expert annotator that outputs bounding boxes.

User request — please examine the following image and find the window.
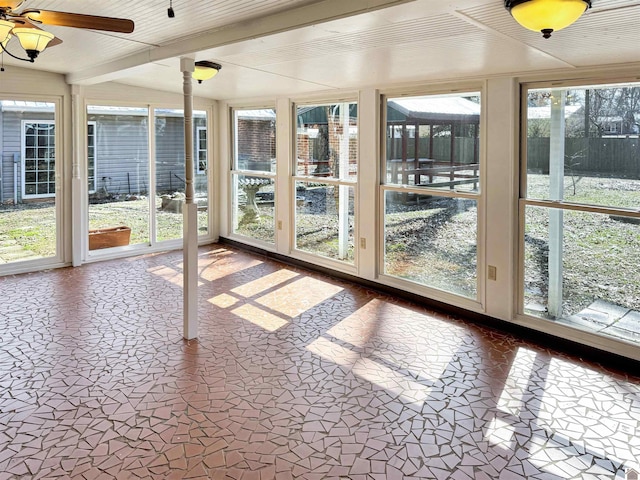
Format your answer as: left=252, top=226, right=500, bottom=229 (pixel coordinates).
left=231, top=108, right=276, bottom=245
left=87, top=122, right=97, bottom=193
left=521, top=83, right=640, bottom=345
left=196, top=126, right=207, bottom=174
left=294, top=101, right=357, bottom=263
left=23, top=121, right=55, bottom=198
left=381, top=92, right=481, bottom=299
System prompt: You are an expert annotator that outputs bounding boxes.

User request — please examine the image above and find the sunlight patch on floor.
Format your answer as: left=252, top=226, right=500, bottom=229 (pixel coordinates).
left=147, top=265, right=187, bottom=287
left=231, top=269, right=299, bottom=298
left=232, top=304, right=289, bottom=332
left=256, top=276, right=342, bottom=317
left=200, top=257, right=263, bottom=282
left=208, top=293, right=239, bottom=308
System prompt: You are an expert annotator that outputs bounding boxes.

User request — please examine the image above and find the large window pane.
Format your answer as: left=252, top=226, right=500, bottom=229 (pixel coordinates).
left=384, top=192, right=477, bottom=298
left=382, top=91, right=481, bottom=300
left=526, top=86, right=640, bottom=209
left=155, top=108, right=184, bottom=242
left=232, top=108, right=276, bottom=244
left=155, top=109, right=209, bottom=242
left=524, top=206, right=640, bottom=343
left=294, top=101, right=357, bottom=265
left=385, top=95, right=480, bottom=192
left=295, top=181, right=355, bottom=263
left=234, top=109, right=276, bottom=173
left=87, top=106, right=150, bottom=249
left=296, top=103, right=357, bottom=180
left=0, top=101, right=57, bottom=264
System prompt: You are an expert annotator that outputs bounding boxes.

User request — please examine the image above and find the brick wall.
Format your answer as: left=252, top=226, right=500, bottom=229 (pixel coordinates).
left=296, top=118, right=358, bottom=177
left=237, top=119, right=275, bottom=170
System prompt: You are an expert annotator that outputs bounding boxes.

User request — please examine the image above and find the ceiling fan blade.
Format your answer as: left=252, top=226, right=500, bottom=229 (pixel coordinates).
left=2, top=1, right=24, bottom=11
left=45, top=33, right=63, bottom=47
left=21, top=9, right=134, bottom=33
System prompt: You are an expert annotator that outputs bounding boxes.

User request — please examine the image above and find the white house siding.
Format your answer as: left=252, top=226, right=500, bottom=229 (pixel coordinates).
left=1, top=106, right=206, bottom=203
left=88, top=112, right=150, bottom=197
left=84, top=112, right=207, bottom=198
left=154, top=114, right=208, bottom=195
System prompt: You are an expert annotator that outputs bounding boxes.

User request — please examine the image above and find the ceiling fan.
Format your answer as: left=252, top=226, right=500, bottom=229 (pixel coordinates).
left=0, top=0, right=134, bottom=63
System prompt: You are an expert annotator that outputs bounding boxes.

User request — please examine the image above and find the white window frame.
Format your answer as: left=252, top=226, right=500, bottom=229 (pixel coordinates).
left=196, top=125, right=207, bottom=174
left=229, top=106, right=278, bottom=246
left=291, top=98, right=359, bottom=267
left=518, top=79, right=640, bottom=325
left=377, top=87, right=484, bottom=307
left=87, top=121, right=97, bottom=194
left=22, top=120, right=56, bottom=200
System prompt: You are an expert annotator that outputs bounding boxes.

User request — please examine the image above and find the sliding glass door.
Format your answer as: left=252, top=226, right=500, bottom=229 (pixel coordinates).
left=86, top=105, right=209, bottom=253
left=0, top=100, right=60, bottom=268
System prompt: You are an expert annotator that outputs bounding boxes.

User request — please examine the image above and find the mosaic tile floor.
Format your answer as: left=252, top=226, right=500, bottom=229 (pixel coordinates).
left=1, top=244, right=639, bottom=479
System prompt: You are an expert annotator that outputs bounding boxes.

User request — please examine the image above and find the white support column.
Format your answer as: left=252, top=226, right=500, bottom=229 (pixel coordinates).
left=338, top=102, right=350, bottom=260
left=548, top=91, right=566, bottom=319
left=484, top=77, right=517, bottom=320
left=357, top=88, right=379, bottom=280
left=70, top=84, right=85, bottom=267
left=181, top=57, right=198, bottom=340
left=275, top=96, right=292, bottom=253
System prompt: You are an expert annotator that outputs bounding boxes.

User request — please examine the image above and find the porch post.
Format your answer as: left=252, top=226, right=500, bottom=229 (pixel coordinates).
left=548, top=91, right=565, bottom=318
left=181, top=57, right=198, bottom=339
left=71, top=84, right=85, bottom=267
left=338, top=102, right=350, bottom=259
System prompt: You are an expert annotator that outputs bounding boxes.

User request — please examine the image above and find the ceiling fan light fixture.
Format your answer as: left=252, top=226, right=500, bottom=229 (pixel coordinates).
left=1, top=33, right=12, bottom=49
left=505, top=0, right=591, bottom=38
left=12, top=27, right=54, bottom=60
left=0, top=19, right=14, bottom=44
left=192, top=61, right=221, bottom=84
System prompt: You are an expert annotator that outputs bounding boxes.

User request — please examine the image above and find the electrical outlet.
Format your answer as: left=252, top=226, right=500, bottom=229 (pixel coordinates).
left=360, top=238, right=366, bottom=249
left=488, top=265, right=497, bottom=281
left=277, top=220, right=282, bottom=230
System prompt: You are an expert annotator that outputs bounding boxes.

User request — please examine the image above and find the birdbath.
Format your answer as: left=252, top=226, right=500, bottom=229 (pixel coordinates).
left=237, top=177, right=270, bottom=224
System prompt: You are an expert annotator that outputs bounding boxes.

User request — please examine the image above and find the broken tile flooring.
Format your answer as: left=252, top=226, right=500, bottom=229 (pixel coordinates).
left=1, top=244, right=639, bottom=479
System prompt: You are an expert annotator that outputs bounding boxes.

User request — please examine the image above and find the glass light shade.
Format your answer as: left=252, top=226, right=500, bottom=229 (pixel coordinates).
left=1, top=33, right=12, bottom=49
left=192, top=61, right=221, bottom=83
left=0, top=20, right=14, bottom=44
left=510, top=0, right=590, bottom=37
left=13, top=28, right=55, bottom=53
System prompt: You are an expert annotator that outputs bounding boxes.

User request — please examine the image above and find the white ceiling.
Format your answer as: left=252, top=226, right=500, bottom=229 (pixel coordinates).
left=3, top=0, right=640, bottom=100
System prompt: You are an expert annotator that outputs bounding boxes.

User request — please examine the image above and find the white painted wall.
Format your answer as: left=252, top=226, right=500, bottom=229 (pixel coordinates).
left=484, top=77, right=518, bottom=321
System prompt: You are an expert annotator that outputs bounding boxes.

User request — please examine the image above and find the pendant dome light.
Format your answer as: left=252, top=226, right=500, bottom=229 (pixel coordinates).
left=505, top=0, right=591, bottom=39
left=192, top=61, right=221, bottom=84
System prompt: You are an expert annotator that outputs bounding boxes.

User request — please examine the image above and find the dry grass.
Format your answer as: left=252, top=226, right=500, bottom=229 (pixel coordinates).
left=2, top=177, right=639, bottom=321
left=0, top=198, right=208, bottom=262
